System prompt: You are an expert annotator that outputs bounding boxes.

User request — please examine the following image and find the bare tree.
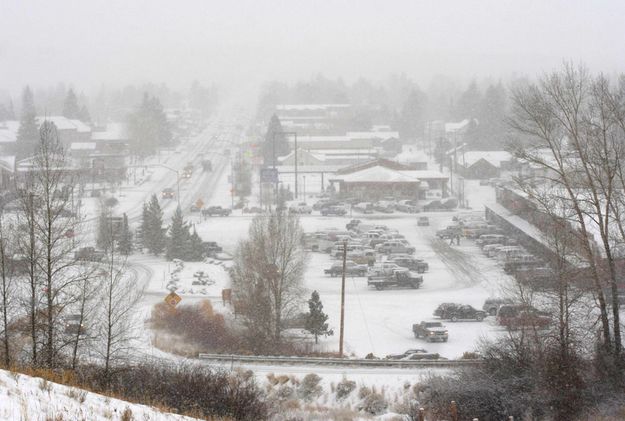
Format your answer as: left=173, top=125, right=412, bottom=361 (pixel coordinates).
left=509, top=64, right=624, bottom=368
left=230, top=211, right=307, bottom=352
left=96, top=217, right=144, bottom=382
left=0, top=213, right=15, bottom=366
left=13, top=121, right=84, bottom=368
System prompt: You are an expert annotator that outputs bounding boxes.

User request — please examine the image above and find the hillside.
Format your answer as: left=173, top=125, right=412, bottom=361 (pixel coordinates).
left=0, top=369, right=201, bottom=421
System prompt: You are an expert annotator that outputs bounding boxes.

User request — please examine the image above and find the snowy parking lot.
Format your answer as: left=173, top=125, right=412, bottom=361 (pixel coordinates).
left=191, top=207, right=514, bottom=359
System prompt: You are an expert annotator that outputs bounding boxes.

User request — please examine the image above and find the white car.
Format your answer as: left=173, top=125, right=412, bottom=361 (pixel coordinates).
left=289, top=202, right=312, bottom=214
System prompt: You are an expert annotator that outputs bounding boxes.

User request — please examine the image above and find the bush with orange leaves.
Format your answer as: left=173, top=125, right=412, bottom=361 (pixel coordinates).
left=150, top=300, right=238, bottom=352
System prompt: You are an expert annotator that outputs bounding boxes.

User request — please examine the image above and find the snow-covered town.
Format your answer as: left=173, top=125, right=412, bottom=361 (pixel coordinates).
left=2, top=2, right=625, bottom=420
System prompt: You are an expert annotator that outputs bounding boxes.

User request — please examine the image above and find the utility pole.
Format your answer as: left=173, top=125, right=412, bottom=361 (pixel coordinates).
left=339, top=239, right=347, bottom=358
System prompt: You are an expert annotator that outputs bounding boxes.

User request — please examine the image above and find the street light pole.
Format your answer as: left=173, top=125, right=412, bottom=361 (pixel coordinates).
left=339, top=240, right=347, bottom=358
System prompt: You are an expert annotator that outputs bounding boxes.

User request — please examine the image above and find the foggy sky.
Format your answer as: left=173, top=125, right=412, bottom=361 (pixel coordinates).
left=1, top=0, right=625, bottom=98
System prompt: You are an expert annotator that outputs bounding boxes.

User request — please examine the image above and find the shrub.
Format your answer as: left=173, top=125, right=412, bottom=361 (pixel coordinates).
left=298, top=373, right=322, bottom=401
left=358, top=386, right=372, bottom=400
left=360, top=392, right=388, bottom=415
left=335, top=378, right=356, bottom=400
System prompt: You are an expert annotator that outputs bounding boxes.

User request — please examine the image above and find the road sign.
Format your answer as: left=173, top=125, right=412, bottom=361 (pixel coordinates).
left=195, top=198, right=204, bottom=209
left=260, top=168, right=278, bottom=183
left=164, top=291, right=182, bottom=307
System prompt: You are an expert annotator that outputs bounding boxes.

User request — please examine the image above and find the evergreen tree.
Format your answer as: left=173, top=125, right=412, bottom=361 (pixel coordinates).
left=16, top=86, right=39, bottom=159
left=144, top=194, right=165, bottom=255
left=96, top=207, right=113, bottom=250
left=62, top=89, right=80, bottom=119
left=166, top=207, right=191, bottom=260
left=127, top=93, right=172, bottom=157
left=396, top=88, right=427, bottom=140
left=117, top=213, right=133, bottom=255
left=188, top=228, right=204, bottom=261
left=78, top=105, right=91, bottom=122
left=139, top=202, right=149, bottom=250
left=263, top=114, right=289, bottom=167
left=305, top=291, right=333, bottom=344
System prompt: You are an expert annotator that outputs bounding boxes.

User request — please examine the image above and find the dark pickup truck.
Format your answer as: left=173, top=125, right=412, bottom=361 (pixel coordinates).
left=202, top=206, right=232, bottom=217
left=74, top=247, right=105, bottom=262
left=390, top=256, right=429, bottom=273
left=324, top=261, right=368, bottom=277
left=202, top=241, right=223, bottom=257
left=412, top=321, right=448, bottom=342
left=367, top=270, right=423, bottom=290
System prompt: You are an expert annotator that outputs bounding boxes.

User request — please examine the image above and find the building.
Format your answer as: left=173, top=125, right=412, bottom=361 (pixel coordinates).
left=276, top=104, right=352, bottom=134
left=456, top=151, right=515, bottom=179
left=329, top=159, right=449, bottom=200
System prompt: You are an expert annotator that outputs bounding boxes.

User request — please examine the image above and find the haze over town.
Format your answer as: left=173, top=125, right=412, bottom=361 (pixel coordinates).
left=1, top=1, right=625, bottom=420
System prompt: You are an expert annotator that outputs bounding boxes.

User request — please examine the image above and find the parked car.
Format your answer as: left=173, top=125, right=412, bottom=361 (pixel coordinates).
left=289, top=202, right=312, bottom=214
left=412, top=321, right=449, bottom=342
left=74, top=247, right=105, bottom=262
left=201, top=241, right=223, bottom=257
left=436, top=225, right=461, bottom=239
left=324, top=261, right=368, bottom=277
left=367, top=270, right=423, bottom=290
left=440, top=304, right=487, bottom=322
left=503, top=255, right=544, bottom=274
left=385, top=349, right=442, bottom=360
left=475, top=234, right=506, bottom=247
left=376, top=240, right=415, bottom=255
left=497, top=304, right=551, bottom=329
left=390, top=255, right=429, bottom=273
left=482, top=298, right=515, bottom=316
left=353, top=202, right=374, bottom=214
left=161, top=187, right=175, bottom=199
left=396, top=200, right=419, bottom=213
left=202, top=206, right=232, bottom=217
left=423, top=200, right=443, bottom=211
left=321, top=206, right=347, bottom=216
left=367, top=262, right=405, bottom=277
left=346, top=219, right=361, bottom=231
left=417, top=216, right=430, bottom=226
left=433, top=303, right=461, bottom=318
left=373, top=202, right=394, bottom=213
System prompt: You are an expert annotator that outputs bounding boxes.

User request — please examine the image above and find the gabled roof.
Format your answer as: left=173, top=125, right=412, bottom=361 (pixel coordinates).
left=36, top=116, right=91, bottom=133
left=337, top=158, right=412, bottom=175
left=332, top=165, right=421, bottom=183
left=459, top=151, right=512, bottom=168
left=70, top=142, right=97, bottom=151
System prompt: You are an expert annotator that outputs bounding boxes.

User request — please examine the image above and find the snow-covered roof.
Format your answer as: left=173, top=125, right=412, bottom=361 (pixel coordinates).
left=459, top=151, right=512, bottom=168
left=346, top=131, right=399, bottom=140
left=312, top=149, right=379, bottom=156
left=276, top=104, right=351, bottom=111
left=445, top=119, right=473, bottom=133
left=0, top=156, right=15, bottom=172
left=277, top=148, right=326, bottom=162
left=294, top=135, right=352, bottom=142
left=0, top=121, right=19, bottom=143
left=400, top=170, right=448, bottom=180
left=91, top=123, right=128, bottom=141
left=332, top=166, right=421, bottom=183
left=35, top=116, right=91, bottom=133
left=70, top=142, right=96, bottom=151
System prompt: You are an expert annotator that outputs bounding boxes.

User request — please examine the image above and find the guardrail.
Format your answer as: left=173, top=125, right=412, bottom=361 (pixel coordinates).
left=198, top=353, right=484, bottom=369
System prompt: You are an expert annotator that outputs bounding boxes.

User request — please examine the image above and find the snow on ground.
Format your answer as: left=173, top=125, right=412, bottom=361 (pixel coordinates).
left=0, top=369, right=199, bottom=421
left=190, top=203, right=514, bottom=359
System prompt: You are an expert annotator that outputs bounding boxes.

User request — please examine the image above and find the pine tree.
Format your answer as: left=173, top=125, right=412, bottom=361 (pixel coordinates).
left=166, top=207, right=191, bottom=260
left=138, top=202, right=149, bottom=250
left=78, top=105, right=91, bottom=122
left=127, top=93, right=172, bottom=157
left=62, top=89, right=80, bottom=119
left=144, top=194, right=165, bottom=255
left=117, top=213, right=133, bottom=255
left=16, top=86, right=39, bottom=159
left=305, top=291, right=333, bottom=344
left=263, top=114, right=289, bottom=167
left=187, top=228, right=204, bottom=261
left=96, top=207, right=113, bottom=250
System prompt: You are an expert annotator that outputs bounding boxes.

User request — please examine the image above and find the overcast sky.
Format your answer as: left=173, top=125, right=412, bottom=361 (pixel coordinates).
left=1, top=0, right=624, bottom=98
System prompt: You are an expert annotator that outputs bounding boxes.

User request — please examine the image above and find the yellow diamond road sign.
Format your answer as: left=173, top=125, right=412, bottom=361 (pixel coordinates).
left=165, top=291, right=182, bottom=307
left=195, top=198, right=204, bottom=209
